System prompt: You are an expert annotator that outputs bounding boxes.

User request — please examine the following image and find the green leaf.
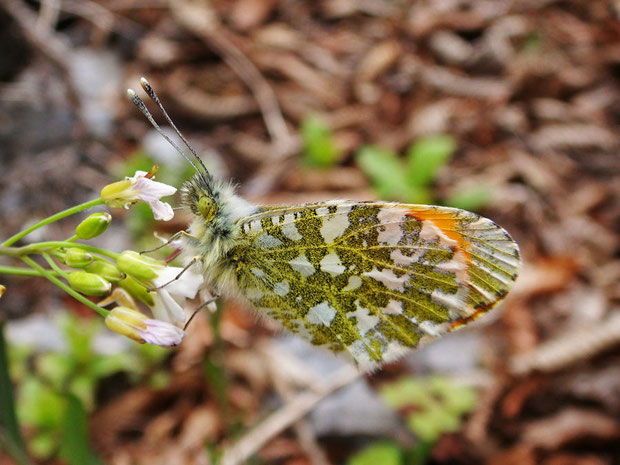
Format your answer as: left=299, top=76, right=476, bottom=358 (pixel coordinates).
left=347, top=441, right=402, bottom=465
left=406, top=135, right=456, bottom=187
left=429, top=377, right=478, bottom=416
left=444, top=185, right=492, bottom=211
left=357, top=145, right=414, bottom=201
left=407, top=404, right=458, bottom=442
left=37, top=353, right=72, bottom=390
left=301, top=115, right=341, bottom=168
left=17, top=378, right=64, bottom=428
left=380, top=377, right=431, bottom=410
left=59, top=394, right=101, bottom=465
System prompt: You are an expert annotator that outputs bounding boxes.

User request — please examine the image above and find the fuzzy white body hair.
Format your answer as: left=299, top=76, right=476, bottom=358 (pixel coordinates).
left=180, top=176, right=258, bottom=298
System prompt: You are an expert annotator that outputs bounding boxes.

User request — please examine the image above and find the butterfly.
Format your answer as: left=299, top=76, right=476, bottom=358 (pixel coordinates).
left=129, top=78, right=521, bottom=371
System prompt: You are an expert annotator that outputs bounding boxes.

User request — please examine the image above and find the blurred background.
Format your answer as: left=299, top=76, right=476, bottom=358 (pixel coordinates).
left=0, top=1, right=619, bottom=464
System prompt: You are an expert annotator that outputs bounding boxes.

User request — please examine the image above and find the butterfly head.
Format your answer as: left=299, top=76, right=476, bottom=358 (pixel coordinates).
left=181, top=173, right=220, bottom=223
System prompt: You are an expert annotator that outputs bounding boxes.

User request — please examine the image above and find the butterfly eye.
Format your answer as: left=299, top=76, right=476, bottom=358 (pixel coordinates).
left=197, top=196, right=217, bottom=221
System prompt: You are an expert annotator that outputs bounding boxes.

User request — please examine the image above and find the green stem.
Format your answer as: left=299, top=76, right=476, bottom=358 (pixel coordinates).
left=2, top=198, right=104, bottom=247
left=0, top=322, right=30, bottom=465
left=0, top=242, right=118, bottom=260
left=0, top=265, right=59, bottom=277
left=20, top=257, right=108, bottom=318
left=42, top=254, right=69, bottom=279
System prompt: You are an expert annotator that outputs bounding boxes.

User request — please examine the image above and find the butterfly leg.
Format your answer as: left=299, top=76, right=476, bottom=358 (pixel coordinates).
left=183, top=292, right=221, bottom=330
left=139, top=230, right=198, bottom=254
left=148, top=256, right=200, bottom=291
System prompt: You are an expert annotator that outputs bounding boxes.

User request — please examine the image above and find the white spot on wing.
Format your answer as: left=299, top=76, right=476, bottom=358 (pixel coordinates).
left=349, top=302, right=379, bottom=335
left=364, top=267, right=410, bottom=292
left=390, top=248, right=424, bottom=266
left=281, top=222, right=303, bottom=241
left=271, top=216, right=281, bottom=226
left=382, top=299, right=403, bottom=315
left=377, top=208, right=406, bottom=245
left=273, top=281, right=290, bottom=296
left=320, top=251, right=346, bottom=277
left=289, top=253, right=315, bottom=277
left=347, top=340, right=373, bottom=367
left=419, top=320, right=447, bottom=337
left=431, top=289, right=464, bottom=311
left=255, top=233, right=283, bottom=249
left=320, top=209, right=350, bottom=243
left=251, top=268, right=265, bottom=278
left=249, top=219, right=263, bottom=234
left=316, top=207, right=329, bottom=217
left=342, top=275, right=362, bottom=291
left=306, top=301, right=337, bottom=326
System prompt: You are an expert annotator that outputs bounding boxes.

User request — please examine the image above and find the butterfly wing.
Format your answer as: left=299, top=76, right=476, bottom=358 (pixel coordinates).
left=230, top=201, right=520, bottom=370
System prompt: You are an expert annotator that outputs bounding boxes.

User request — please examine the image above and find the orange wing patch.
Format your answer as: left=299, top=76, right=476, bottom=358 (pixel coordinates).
left=404, top=205, right=472, bottom=266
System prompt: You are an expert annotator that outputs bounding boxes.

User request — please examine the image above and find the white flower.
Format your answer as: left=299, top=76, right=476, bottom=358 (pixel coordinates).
left=140, top=319, right=186, bottom=347
left=101, top=170, right=177, bottom=221
left=105, top=306, right=185, bottom=347
left=151, top=266, right=203, bottom=325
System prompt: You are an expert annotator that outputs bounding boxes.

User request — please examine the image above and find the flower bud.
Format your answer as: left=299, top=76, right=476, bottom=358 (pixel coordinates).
left=67, top=271, right=111, bottom=296
left=116, top=251, right=163, bottom=281
left=105, top=306, right=185, bottom=347
left=98, top=288, right=137, bottom=309
left=75, top=212, right=111, bottom=239
left=85, top=261, right=124, bottom=283
left=63, top=248, right=94, bottom=268
left=118, top=276, right=154, bottom=307
left=100, top=180, right=133, bottom=208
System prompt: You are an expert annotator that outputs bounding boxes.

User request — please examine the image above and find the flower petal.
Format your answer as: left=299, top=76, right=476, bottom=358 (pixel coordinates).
left=147, top=200, right=175, bottom=221
left=153, top=267, right=203, bottom=299
left=134, top=177, right=177, bottom=202
left=140, top=319, right=185, bottom=347
left=152, top=289, right=186, bottom=325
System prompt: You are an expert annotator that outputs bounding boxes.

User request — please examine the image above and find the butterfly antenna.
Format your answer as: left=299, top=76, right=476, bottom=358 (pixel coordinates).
left=139, top=77, right=211, bottom=179
left=127, top=88, right=204, bottom=177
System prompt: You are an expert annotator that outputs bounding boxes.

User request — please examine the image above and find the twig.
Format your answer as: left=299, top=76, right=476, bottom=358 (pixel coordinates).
left=169, top=0, right=294, bottom=157
left=510, top=311, right=620, bottom=375
left=267, top=350, right=332, bottom=465
left=220, top=365, right=360, bottom=465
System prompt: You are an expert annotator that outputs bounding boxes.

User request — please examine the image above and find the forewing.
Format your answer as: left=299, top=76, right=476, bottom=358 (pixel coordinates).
left=231, top=201, right=520, bottom=370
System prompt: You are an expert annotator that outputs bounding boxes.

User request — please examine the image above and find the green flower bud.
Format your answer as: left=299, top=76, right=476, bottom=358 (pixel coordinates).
left=63, top=248, right=94, bottom=268
left=75, top=212, right=112, bottom=239
left=116, top=250, right=162, bottom=281
left=67, top=271, right=111, bottom=296
left=85, top=261, right=125, bottom=283
left=118, top=276, right=154, bottom=307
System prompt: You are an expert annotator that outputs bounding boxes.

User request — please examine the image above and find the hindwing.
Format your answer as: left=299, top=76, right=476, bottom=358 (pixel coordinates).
left=229, top=201, right=520, bottom=370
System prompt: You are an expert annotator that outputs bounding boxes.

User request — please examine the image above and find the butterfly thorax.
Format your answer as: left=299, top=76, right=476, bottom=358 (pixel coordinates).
left=180, top=173, right=257, bottom=293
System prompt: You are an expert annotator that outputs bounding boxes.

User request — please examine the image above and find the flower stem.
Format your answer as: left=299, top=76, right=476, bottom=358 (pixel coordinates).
left=2, top=198, right=104, bottom=247
left=20, top=256, right=108, bottom=318
left=42, top=254, right=69, bottom=279
left=0, top=241, right=118, bottom=260
left=0, top=265, right=58, bottom=277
